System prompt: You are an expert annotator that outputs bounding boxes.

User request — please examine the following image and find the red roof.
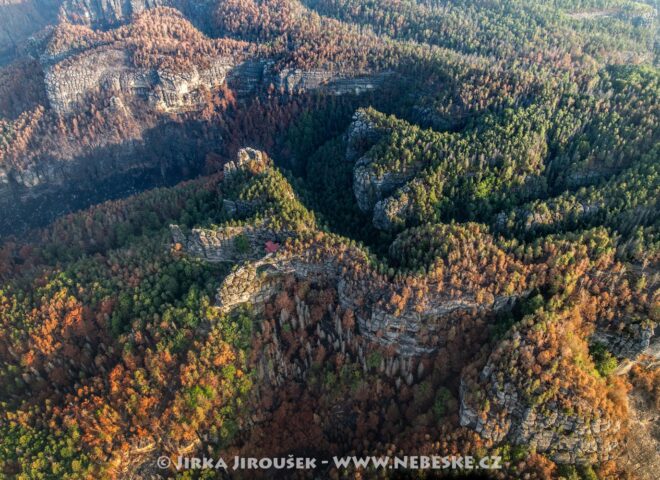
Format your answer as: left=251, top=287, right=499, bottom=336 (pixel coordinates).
left=265, top=241, right=280, bottom=253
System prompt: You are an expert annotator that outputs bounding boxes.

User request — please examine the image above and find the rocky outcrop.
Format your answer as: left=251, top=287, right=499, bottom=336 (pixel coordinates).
left=173, top=232, right=520, bottom=359
left=170, top=224, right=285, bottom=264
left=61, top=0, right=167, bottom=27
left=592, top=321, right=658, bottom=374
left=44, top=46, right=235, bottom=114
left=3, top=5, right=394, bottom=239
left=222, top=146, right=269, bottom=178
left=345, top=111, right=416, bottom=215
left=353, top=155, right=414, bottom=214
left=169, top=148, right=526, bottom=357
left=493, top=200, right=602, bottom=236
left=165, top=148, right=654, bottom=467
left=46, top=48, right=134, bottom=113
left=459, top=371, right=621, bottom=464
left=62, top=0, right=137, bottom=26
left=44, top=43, right=391, bottom=115
left=231, top=61, right=390, bottom=99
left=274, top=68, right=390, bottom=96
left=457, top=309, right=654, bottom=464
left=345, top=109, right=383, bottom=162
left=226, top=60, right=266, bottom=97
left=207, top=249, right=516, bottom=358
left=344, top=111, right=425, bottom=226
left=600, top=324, right=657, bottom=362
left=373, top=192, right=411, bottom=231
left=58, top=0, right=219, bottom=32
left=150, top=57, right=234, bottom=112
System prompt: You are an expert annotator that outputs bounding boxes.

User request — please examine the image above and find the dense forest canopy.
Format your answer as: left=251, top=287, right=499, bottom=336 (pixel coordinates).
left=0, top=0, right=658, bottom=479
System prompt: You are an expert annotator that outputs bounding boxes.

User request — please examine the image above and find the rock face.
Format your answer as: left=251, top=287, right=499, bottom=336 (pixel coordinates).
left=458, top=310, right=658, bottom=464
left=170, top=224, right=284, bottom=264
left=274, top=68, right=389, bottom=96
left=205, top=248, right=516, bottom=358
left=44, top=47, right=235, bottom=114
left=61, top=0, right=169, bottom=26
left=222, top=147, right=269, bottom=178
left=166, top=150, right=513, bottom=358
left=346, top=111, right=408, bottom=214
left=353, top=155, right=414, bottom=214
left=44, top=44, right=390, bottom=116
left=226, top=60, right=266, bottom=97
left=592, top=321, right=658, bottom=374
left=599, top=324, right=657, bottom=361
left=459, top=358, right=621, bottom=464
left=372, top=187, right=415, bottom=231
left=59, top=0, right=217, bottom=29
left=153, top=58, right=233, bottom=111
left=345, top=109, right=383, bottom=161
left=344, top=111, right=424, bottom=228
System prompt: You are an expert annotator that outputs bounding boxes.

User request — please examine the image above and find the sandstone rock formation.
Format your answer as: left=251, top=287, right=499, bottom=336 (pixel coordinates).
left=459, top=372, right=622, bottom=464
left=592, top=321, right=659, bottom=375
left=459, top=301, right=657, bottom=464
left=170, top=150, right=526, bottom=358
left=459, top=360, right=623, bottom=464
left=175, top=229, right=520, bottom=358
left=61, top=0, right=171, bottom=27
left=44, top=46, right=236, bottom=114
left=345, top=109, right=383, bottom=162
left=345, top=110, right=430, bottom=230
left=170, top=224, right=285, bottom=264
left=274, top=68, right=389, bottom=96
left=59, top=0, right=218, bottom=32
left=353, top=155, right=415, bottom=214
left=44, top=49, right=390, bottom=115
left=168, top=149, right=659, bottom=467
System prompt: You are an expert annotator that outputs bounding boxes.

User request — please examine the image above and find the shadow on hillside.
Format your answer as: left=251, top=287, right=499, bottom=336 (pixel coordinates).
left=0, top=118, right=226, bottom=240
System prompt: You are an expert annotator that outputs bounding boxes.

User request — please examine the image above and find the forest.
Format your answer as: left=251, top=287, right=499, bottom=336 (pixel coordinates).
left=0, top=0, right=658, bottom=479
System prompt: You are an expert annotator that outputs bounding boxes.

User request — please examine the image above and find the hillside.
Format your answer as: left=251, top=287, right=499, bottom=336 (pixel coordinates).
left=0, top=1, right=658, bottom=479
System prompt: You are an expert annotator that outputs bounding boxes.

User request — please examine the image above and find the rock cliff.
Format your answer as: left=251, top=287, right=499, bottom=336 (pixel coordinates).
left=344, top=110, right=430, bottom=230
left=459, top=298, right=657, bottom=464
left=353, top=155, right=415, bottom=214
left=59, top=0, right=217, bottom=31
left=44, top=50, right=390, bottom=115
left=274, top=68, right=389, bottom=96
left=458, top=329, right=623, bottom=464
left=44, top=46, right=236, bottom=114
left=61, top=0, right=168, bottom=26
left=170, top=149, right=528, bottom=358
left=168, top=149, right=659, bottom=467
left=39, top=6, right=393, bottom=114
left=459, top=372, right=622, bottom=464
left=346, top=111, right=419, bottom=216
left=175, top=226, right=521, bottom=358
